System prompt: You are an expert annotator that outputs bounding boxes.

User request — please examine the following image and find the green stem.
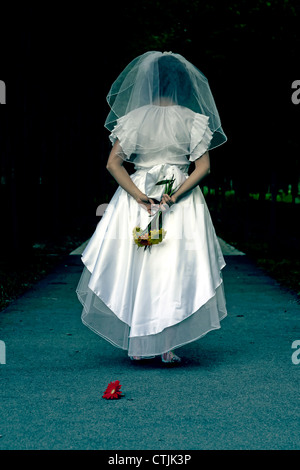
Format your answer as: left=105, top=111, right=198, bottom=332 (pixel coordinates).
left=141, top=176, right=178, bottom=236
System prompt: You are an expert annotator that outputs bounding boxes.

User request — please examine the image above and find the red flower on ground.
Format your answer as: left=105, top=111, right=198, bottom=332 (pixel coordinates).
left=102, top=380, right=122, bottom=400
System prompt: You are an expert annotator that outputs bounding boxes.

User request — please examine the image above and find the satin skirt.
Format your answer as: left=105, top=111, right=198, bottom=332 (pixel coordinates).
left=76, top=164, right=227, bottom=357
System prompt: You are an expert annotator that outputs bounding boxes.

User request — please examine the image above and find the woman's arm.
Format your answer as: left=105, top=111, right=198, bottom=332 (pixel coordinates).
left=161, top=152, right=211, bottom=206
left=106, top=140, right=155, bottom=214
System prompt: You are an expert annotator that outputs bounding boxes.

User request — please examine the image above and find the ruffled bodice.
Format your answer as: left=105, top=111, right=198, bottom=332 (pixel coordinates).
left=109, top=105, right=213, bottom=170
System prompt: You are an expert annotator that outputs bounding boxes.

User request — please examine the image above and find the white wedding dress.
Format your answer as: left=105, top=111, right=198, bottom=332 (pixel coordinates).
left=76, top=105, right=227, bottom=357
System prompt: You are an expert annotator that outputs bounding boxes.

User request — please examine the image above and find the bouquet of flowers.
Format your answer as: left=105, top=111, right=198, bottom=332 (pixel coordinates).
left=133, top=175, right=177, bottom=251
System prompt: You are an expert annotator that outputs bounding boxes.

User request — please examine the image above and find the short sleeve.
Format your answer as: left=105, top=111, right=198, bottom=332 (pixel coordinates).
left=109, top=114, right=137, bottom=161
left=189, top=114, right=213, bottom=162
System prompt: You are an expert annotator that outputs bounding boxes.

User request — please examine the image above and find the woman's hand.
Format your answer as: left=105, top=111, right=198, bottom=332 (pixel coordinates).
left=159, top=193, right=177, bottom=212
left=136, top=193, right=156, bottom=215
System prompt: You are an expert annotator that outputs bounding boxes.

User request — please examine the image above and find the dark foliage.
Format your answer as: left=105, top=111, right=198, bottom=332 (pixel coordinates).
left=0, top=1, right=299, bottom=303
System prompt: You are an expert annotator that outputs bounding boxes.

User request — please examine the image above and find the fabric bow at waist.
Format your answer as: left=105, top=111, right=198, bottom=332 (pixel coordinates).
left=141, top=164, right=188, bottom=201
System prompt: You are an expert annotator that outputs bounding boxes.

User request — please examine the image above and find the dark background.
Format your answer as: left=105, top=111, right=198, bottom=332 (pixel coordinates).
left=0, top=0, right=299, bottom=306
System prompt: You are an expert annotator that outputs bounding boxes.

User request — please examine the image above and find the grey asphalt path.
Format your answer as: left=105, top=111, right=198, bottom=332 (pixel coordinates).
left=0, top=241, right=299, bottom=450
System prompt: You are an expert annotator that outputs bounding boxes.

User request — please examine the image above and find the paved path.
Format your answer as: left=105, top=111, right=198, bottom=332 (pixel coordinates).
left=0, top=240, right=299, bottom=450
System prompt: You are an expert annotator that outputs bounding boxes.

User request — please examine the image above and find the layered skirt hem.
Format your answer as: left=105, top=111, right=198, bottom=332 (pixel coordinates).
left=76, top=265, right=227, bottom=357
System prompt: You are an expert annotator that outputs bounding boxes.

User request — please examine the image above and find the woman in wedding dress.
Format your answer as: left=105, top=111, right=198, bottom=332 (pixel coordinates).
left=76, top=51, right=228, bottom=364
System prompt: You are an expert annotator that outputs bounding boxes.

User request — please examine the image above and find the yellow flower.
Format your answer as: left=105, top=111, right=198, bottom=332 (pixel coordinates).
left=149, top=229, right=167, bottom=245
left=133, top=227, right=167, bottom=249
